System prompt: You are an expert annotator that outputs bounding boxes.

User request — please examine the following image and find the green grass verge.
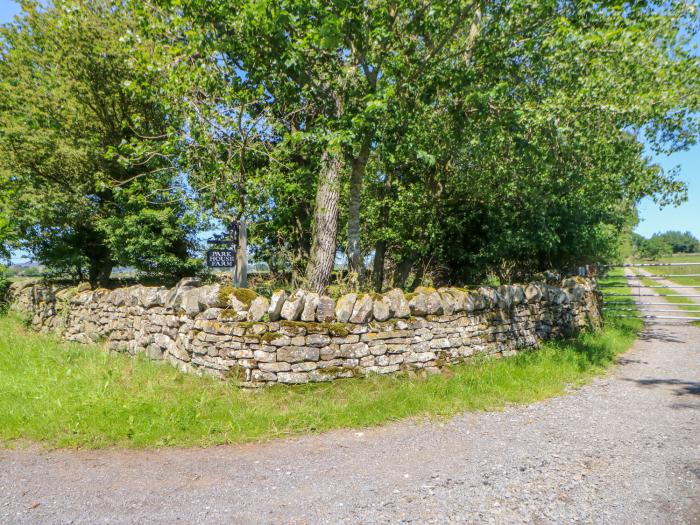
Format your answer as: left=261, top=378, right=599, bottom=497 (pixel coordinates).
left=0, top=286, right=640, bottom=449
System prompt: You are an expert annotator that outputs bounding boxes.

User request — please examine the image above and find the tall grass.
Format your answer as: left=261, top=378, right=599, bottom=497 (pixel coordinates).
left=0, top=284, right=640, bottom=449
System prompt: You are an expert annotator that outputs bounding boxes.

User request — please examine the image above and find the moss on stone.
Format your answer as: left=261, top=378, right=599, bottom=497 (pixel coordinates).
left=317, top=366, right=342, bottom=375
left=277, top=320, right=351, bottom=336
left=414, top=286, right=437, bottom=294
left=404, top=292, right=417, bottom=301
left=218, top=286, right=257, bottom=307
left=227, top=365, right=247, bottom=382
left=219, top=309, right=238, bottom=319
left=260, top=331, right=283, bottom=343
left=279, top=320, right=316, bottom=330
left=485, top=310, right=501, bottom=322
left=327, top=323, right=350, bottom=337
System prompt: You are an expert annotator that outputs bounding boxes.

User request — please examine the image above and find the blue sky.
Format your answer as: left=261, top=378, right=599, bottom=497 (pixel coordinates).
left=1, top=0, right=698, bottom=264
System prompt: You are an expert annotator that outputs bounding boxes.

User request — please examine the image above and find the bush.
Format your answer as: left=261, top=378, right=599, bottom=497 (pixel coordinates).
left=0, top=266, right=10, bottom=313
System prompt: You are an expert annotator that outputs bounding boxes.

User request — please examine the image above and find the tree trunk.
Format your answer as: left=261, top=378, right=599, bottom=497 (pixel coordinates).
left=372, top=239, right=386, bottom=292
left=89, top=259, right=113, bottom=288
left=372, top=172, right=393, bottom=292
left=305, top=149, right=343, bottom=293
left=347, top=138, right=371, bottom=284
left=392, top=256, right=414, bottom=290
left=408, top=261, right=425, bottom=291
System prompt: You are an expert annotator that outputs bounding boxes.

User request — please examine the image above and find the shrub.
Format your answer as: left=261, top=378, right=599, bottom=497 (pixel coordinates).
left=0, top=266, right=10, bottom=313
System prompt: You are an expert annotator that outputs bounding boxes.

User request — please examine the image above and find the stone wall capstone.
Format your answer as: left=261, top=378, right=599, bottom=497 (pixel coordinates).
left=8, top=277, right=602, bottom=387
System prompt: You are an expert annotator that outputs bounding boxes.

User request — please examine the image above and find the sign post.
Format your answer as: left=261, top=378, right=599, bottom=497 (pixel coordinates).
left=234, top=221, right=247, bottom=288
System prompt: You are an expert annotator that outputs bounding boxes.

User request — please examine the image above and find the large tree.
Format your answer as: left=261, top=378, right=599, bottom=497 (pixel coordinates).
left=131, top=0, right=697, bottom=292
left=0, top=0, right=199, bottom=286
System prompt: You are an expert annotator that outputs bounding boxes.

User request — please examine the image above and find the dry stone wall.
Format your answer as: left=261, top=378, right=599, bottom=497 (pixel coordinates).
left=9, top=277, right=602, bottom=387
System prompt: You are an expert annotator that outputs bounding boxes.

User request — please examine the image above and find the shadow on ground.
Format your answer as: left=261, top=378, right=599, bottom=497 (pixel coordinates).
left=624, top=377, right=700, bottom=397
left=638, top=328, right=686, bottom=344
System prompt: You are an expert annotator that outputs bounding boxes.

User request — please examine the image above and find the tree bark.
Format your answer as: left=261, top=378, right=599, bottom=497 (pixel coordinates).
left=371, top=171, right=393, bottom=292
left=89, top=259, right=113, bottom=288
left=392, top=256, right=414, bottom=290
left=408, top=261, right=425, bottom=291
left=372, top=239, right=386, bottom=292
left=347, top=138, right=371, bottom=284
left=305, top=149, right=343, bottom=293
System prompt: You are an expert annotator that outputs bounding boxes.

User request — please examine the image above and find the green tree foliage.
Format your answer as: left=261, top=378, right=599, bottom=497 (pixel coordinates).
left=128, top=0, right=698, bottom=290
left=0, top=0, right=200, bottom=286
left=633, top=230, right=700, bottom=258
left=0, top=265, right=9, bottom=312
left=2, top=1, right=698, bottom=291
left=652, top=231, right=700, bottom=254
left=633, top=234, right=673, bottom=259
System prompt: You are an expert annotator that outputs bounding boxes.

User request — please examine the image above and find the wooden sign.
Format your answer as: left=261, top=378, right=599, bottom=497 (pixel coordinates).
left=206, top=248, right=236, bottom=268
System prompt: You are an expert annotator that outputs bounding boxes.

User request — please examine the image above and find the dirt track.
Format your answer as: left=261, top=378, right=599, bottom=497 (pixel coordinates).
left=1, top=279, right=699, bottom=524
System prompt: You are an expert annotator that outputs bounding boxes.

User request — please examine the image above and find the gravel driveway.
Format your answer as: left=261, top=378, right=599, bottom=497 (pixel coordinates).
left=1, top=280, right=699, bottom=524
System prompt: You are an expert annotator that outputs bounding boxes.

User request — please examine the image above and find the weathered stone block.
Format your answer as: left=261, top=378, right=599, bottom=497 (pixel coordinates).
left=291, top=362, right=318, bottom=372
left=257, top=362, right=291, bottom=373
left=316, top=296, right=336, bottom=322
left=200, top=308, right=222, bottom=320
left=337, top=342, right=369, bottom=358
left=335, top=293, right=357, bottom=323
left=277, top=346, right=320, bottom=363
left=301, top=292, right=320, bottom=322
left=372, top=295, right=391, bottom=322
left=228, top=349, right=254, bottom=359
left=251, top=370, right=277, bottom=382
left=281, top=290, right=306, bottom=321
left=268, top=290, right=287, bottom=321
left=247, top=296, right=270, bottom=322
left=306, top=334, right=331, bottom=347
left=349, top=295, right=373, bottom=323
left=364, top=364, right=401, bottom=375
left=253, top=350, right=276, bottom=362
left=277, top=372, right=310, bottom=384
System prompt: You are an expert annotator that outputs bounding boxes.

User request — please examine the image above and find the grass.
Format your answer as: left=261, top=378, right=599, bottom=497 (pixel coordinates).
left=635, top=274, right=700, bottom=327
left=0, top=279, right=641, bottom=449
left=633, top=253, right=700, bottom=286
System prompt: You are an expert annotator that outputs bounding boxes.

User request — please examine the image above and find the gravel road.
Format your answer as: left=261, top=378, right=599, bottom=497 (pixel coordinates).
left=1, top=279, right=699, bottom=524
left=634, top=267, right=700, bottom=308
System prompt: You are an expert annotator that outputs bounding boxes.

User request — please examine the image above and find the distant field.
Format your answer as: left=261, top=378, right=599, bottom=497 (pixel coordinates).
left=633, top=253, right=700, bottom=286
